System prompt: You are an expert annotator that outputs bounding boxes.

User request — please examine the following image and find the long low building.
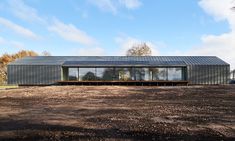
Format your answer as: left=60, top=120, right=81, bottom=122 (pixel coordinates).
left=7, top=56, right=230, bottom=85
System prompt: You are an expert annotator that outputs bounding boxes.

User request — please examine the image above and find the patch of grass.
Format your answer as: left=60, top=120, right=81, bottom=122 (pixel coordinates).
left=0, top=85, right=18, bottom=89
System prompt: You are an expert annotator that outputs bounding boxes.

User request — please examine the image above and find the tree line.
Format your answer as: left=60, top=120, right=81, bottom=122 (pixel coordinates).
left=0, top=50, right=51, bottom=85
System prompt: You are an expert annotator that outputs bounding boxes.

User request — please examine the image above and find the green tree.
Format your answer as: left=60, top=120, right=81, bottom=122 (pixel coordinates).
left=82, top=72, right=97, bottom=81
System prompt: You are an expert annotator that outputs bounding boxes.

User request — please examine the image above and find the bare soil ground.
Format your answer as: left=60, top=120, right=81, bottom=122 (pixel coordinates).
left=0, top=85, right=234, bottom=141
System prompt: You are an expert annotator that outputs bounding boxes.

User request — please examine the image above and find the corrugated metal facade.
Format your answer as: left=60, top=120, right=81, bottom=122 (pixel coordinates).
left=8, top=65, right=61, bottom=85
left=187, top=65, right=230, bottom=84
left=7, top=56, right=230, bottom=85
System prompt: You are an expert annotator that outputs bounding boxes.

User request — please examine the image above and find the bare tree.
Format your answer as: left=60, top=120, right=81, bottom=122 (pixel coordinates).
left=41, top=51, right=51, bottom=56
left=231, top=69, right=235, bottom=80
left=231, top=7, right=235, bottom=11
left=231, top=0, right=235, bottom=11
left=126, top=43, right=152, bottom=56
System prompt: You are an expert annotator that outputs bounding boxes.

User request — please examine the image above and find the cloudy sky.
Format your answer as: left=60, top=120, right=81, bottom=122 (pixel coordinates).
left=0, top=0, right=235, bottom=69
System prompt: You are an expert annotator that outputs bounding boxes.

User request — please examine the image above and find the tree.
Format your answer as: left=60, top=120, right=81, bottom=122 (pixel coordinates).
left=41, top=51, right=51, bottom=56
left=102, top=68, right=114, bottom=81
left=82, top=72, right=97, bottom=81
left=0, top=50, right=38, bottom=85
left=232, top=69, right=235, bottom=80
left=231, top=8, right=235, bottom=12
left=126, top=42, right=152, bottom=56
left=0, top=62, right=7, bottom=85
left=0, top=54, right=13, bottom=65
left=0, top=50, right=38, bottom=65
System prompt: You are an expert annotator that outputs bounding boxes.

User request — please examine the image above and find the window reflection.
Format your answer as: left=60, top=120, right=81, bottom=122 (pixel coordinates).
left=135, top=68, right=150, bottom=81
left=168, top=68, right=182, bottom=81
left=117, top=68, right=132, bottom=81
left=152, top=68, right=167, bottom=80
left=68, top=68, right=78, bottom=80
left=79, top=68, right=96, bottom=81
left=96, top=68, right=114, bottom=81
left=67, top=67, right=185, bottom=81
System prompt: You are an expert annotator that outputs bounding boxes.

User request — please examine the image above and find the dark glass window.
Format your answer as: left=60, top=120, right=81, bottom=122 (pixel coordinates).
left=116, top=68, right=132, bottom=81
left=67, top=67, right=185, bottom=82
left=79, top=68, right=96, bottom=81
left=168, top=68, right=182, bottom=81
left=96, top=68, right=114, bottom=81
left=152, top=68, right=167, bottom=80
left=135, top=68, right=150, bottom=81
left=68, top=68, right=78, bottom=80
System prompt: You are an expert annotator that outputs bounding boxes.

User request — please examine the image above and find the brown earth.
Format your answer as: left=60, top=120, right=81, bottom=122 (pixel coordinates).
left=0, top=85, right=234, bottom=141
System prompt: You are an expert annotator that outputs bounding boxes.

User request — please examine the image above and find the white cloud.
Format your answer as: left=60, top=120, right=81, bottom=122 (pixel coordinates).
left=76, top=47, right=105, bottom=56
left=10, top=41, right=25, bottom=49
left=0, top=17, right=40, bottom=40
left=194, top=0, right=235, bottom=69
left=118, top=0, right=142, bottom=9
left=48, top=19, right=96, bottom=46
left=115, top=35, right=160, bottom=56
left=88, top=0, right=142, bottom=14
left=0, top=36, right=25, bottom=50
left=199, top=0, right=235, bottom=30
left=88, top=0, right=118, bottom=14
left=7, top=0, right=46, bottom=24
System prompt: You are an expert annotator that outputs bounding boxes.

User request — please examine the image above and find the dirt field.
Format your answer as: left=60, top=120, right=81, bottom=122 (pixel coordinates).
left=0, top=85, right=234, bottom=141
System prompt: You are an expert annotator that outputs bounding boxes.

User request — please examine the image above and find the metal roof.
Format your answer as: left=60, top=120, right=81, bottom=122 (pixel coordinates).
left=62, top=60, right=187, bottom=67
left=9, top=56, right=229, bottom=66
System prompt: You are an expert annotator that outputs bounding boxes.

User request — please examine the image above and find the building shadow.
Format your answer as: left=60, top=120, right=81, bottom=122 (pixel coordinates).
left=0, top=119, right=231, bottom=141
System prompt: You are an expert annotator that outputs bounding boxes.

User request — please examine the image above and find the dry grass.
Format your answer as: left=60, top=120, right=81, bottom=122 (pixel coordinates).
left=0, top=85, right=18, bottom=89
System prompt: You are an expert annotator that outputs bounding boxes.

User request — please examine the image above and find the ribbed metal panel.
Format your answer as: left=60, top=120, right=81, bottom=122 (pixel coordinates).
left=9, top=56, right=229, bottom=66
left=62, top=60, right=187, bottom=67
left=8, top=65, right=61, bottom=85
left=7, top=56, right=230, bottom=85
left=187, top=64, right=230, bottom=84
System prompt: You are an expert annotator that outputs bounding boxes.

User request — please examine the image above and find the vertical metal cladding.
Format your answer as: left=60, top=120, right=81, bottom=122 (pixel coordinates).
left=226, top=65, right=230, bottom=84
left=7, top=56, right=230, bottom=85
left=8, top=65, right=61, bottom=85
left=187, top=64, right=230, bottom=84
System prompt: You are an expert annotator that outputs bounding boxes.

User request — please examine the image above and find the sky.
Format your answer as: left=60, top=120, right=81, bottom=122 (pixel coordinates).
left=0, top=0, right=235, bottom=69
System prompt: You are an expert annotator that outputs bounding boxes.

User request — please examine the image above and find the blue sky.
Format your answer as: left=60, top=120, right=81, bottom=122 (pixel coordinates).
left=0, top=0, right=235, bottom=68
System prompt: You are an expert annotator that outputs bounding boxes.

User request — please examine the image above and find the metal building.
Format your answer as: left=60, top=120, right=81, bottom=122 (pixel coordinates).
left=7, top=56, right=230, bottom=85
